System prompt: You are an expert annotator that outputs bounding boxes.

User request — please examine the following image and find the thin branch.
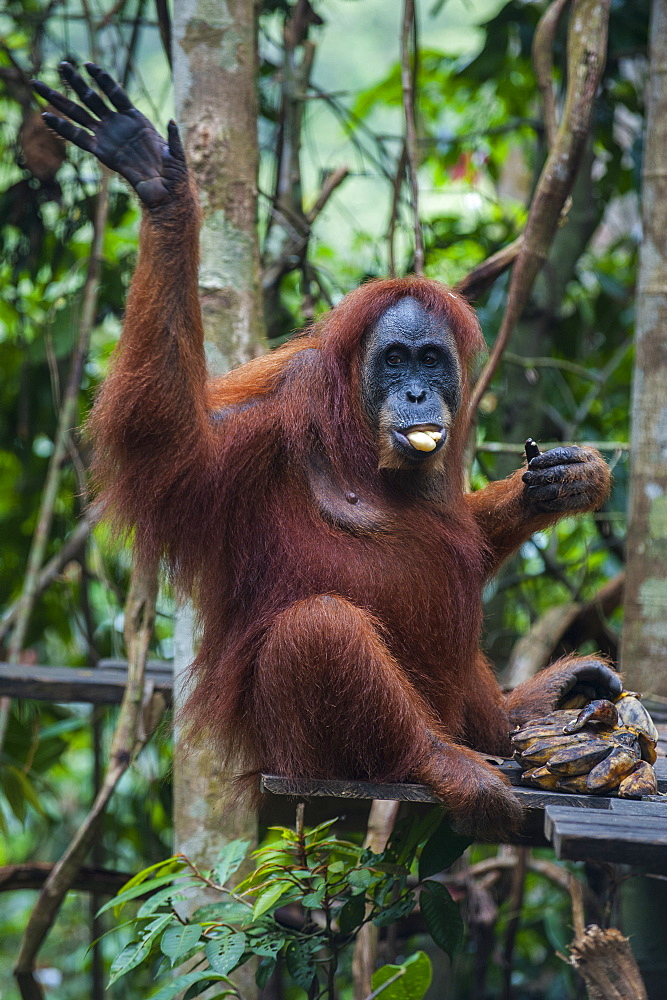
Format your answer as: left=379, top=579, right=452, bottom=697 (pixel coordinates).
left=444, top=856, right=600, bottom=919
left=154, top=0, right=172, bottom=68
left=14, top=560, right=158, bottom=1000
left=569, top=872, right=586, bottom=940
left=363, top=969, right=405, bottom=1000
left=310, top=84, right=398, bottom=185
left=0, top=864, right=133, bottom=896
left=263, top=2, right=313, bottom=252
left=305, top=165, right=350, bottom=224
left=262, top=168, right=350, bottom=292
left=0, top=174, right=110, bottom=753
left=175, top=853, right=252, bottom=908
left=502, top=350, right=604, bottom=382
left=562, top=336, right=632, bottom=439
left=120, top=0, right=148, bottom=89
left=505, top=572, right=624, bottom=689
left=95, top=0, right=130, bottom=29
left=352, top=800, right=400, bottom=1000
left=466, top=0, right=611, bottom=422
left=400, top=0, right=423, bottom=273
left=501, top=847, right=529, bottom=1000
left=532, top=0, right=571, bottom=149
left=386, top=143, right=408, bottom=277
left=454, top=236, right=523, bottom=301
left=262, top=3, right=348, bottom=315
left=0, top=505, right=100, bottom=645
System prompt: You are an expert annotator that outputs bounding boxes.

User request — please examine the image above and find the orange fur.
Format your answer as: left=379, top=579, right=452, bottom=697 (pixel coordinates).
left=89, top=190, right=613, bottom=839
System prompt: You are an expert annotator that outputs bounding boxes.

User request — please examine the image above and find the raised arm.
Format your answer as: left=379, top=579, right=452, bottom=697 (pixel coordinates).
left=466, top=443, right=611, bottom=575
left=33, top=64, right=212, bottom=552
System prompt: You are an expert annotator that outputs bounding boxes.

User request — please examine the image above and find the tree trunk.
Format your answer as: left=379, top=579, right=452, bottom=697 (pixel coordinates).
left=619, top=4, right=667, bottom=997
left=171, top=3, right=265, bottom=998
left=173, top=0, right=264, bottom=363
left=486, top=145, right=602, bottom=671
left=620, top=0, right=667, bottom=699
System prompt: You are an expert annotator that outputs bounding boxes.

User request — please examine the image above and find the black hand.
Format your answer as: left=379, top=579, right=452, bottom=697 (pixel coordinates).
left=558, top=659, right=623, bottom=701
left=521, top=445, right=606, bottom=513
left=32, top=62, right=187, bottom=208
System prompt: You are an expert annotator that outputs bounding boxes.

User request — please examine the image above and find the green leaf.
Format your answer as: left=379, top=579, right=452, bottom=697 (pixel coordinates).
left=149, top=971, right=230, bottom=1000
left=183, top=981, right=216, bottom=1000
left=304, top=817, right=339, bottom=843
left=118, top=857, right=184, bottom=894
left=108, top=940, right=151, bottom=986
left=191, top=899, right=252, bottom=925
left=205, top=930, right=246, bottom=974
left=108, top=919, right=169, bottom=989
left=543, top=907, right=571, bottom=953
left=338, top=891, right=366, bottom=935
left=418, top=818, right=472, bottom=880
left=420, top=881, right=464, bottom=960
left=2, top=766, right=27, bottom=822
left=252, top=880, right=293, bottom=919
left=97, top=872, right=192, bottom=916
left=285, top=939, right=319, bottom=990
left=311, top=840, right=361, bottom=858
left=373, top=891, right=416, bottom=927
left=301, top=886, right=326, bottom=908
left=373, top=863, right=410, bottom=877
left=249, top=932, right=285, bottom=958
left=371, top=951, right=432, bottom=1000
left=214, top=839, right=251, bottom=885
left=137, top=881, right=199, bottom=918
left=385, top=812, right=440, bottom=868
left=141, top=913, right=175, bottom=946
left=160, top=923, right=203, bottom=966
left=255, top=957, right=277, bottom=989
left=347, top=868, right=373, bottom=892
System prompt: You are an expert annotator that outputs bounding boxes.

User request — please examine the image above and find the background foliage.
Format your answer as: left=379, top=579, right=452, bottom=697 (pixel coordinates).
left=0, top=0, right=650, bottom=996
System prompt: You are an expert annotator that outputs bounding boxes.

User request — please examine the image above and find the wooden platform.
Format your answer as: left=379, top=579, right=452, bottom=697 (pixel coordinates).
left=0, top=659, right=173, bottom=705
left=4, top=660, right=667, bottom=869
left=261, top=757, right=667, bottom=871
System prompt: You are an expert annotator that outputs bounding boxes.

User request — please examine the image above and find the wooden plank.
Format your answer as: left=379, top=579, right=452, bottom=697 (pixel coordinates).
left=263, top=761, right=667, bottom=809
left=261, top=769, right=667, bottom=863
left=546, top=804, right=667, bottom=834
left=260, top=770, right=647, bottom=817
left=544, top=804, right=667, bottom=869
left=260, top=775, right=439, bottom=802
left=0, top=661, right=172, bottom=705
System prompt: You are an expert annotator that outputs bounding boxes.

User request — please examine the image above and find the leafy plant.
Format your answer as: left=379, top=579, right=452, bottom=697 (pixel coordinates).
left=103, top=806, right=471, bottom=998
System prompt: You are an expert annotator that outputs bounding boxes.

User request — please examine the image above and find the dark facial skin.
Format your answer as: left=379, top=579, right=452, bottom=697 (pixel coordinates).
left=362, top=297, right=461, bottom=466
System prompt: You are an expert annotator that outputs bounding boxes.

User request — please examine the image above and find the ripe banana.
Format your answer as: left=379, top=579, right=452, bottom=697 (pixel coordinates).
left=617, top=760, right=658, bottom=798
left=614, top=691, right=659, bottom=742
left=510, top=689, right=661, bottom=799
left=546, top=739, right=613, bottom=776
left=564, top=698, right=619, bottom=732
left=586, top=746, right=640, bottom=793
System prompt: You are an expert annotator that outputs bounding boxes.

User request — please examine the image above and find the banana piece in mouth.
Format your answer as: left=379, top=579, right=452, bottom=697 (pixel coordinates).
left=406, top=430, right=442, bottom=452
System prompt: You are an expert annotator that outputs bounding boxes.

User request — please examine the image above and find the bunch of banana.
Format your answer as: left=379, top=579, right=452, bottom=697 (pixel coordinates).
left=511, top=692, right=660, bottom=798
